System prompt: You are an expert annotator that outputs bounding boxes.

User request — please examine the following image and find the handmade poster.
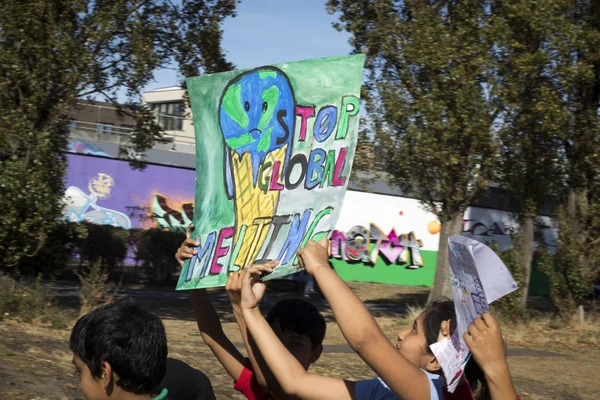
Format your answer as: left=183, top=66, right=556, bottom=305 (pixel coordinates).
left=430, top=236, right=518, bottom=392
left=176, top=55, right=366, bottom=290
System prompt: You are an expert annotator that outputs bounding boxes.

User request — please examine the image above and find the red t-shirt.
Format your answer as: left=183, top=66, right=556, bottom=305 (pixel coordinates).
left=233, top=364, right=276, bottom=400
left=443, top=379, right=521, bottom=400
left=443, top=379, right=475, bottom=400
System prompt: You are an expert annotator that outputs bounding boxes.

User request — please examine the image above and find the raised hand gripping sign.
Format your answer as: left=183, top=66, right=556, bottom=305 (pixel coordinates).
left=177, top=55, right=365, bottom=290
left=430, top=236, right=518, bottom=392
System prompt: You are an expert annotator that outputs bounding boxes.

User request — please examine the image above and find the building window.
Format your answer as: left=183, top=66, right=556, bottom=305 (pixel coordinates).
left=150, top=102, right=184, bottom=131
left=97, top=122, right=114, bottom=134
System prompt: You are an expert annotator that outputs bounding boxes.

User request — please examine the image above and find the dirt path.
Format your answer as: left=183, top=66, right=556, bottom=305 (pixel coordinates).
left=1, top=282, right=598, bottom=399
left=1, top=317, right=598, bottom=400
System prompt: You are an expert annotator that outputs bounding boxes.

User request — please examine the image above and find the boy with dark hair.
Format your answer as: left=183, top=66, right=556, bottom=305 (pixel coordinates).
left=176, top=230, right=326, bottom=400
left=70, top=301, right=169, bottom=400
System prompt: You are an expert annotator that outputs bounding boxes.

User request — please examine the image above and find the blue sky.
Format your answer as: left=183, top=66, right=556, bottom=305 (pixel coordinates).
left=144, top=0, right=352, bottom=92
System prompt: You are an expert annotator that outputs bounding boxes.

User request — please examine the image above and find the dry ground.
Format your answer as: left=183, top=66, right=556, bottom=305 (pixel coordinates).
left=0, top=282, right=598, bottom=399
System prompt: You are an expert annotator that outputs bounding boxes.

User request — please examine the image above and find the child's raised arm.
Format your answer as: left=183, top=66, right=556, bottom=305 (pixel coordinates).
left=189, top=289, right=246, bottom=380
left=176, top=227, right=246, bottom=381
left=240, top=268, right=356, bottom=400
left=464, top=313, right=519, bottom=400
left=296, top=239, right=431, bottom=400
left=225, top=262, right=284, bottom=392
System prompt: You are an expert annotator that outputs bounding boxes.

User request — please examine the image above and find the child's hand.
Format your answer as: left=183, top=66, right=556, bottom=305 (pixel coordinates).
left=297, top=238, right=330, bottom=275
left=226, top=260, right=278, bottom=313
left=175, top=224, right=199, bottom=268
left=240, top=265, right=274, bottom=310
left=463, top=313, right=508, bottom=379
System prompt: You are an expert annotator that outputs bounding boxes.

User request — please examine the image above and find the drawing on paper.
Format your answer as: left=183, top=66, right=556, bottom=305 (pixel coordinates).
left=177, top=55, right=365, bottom=289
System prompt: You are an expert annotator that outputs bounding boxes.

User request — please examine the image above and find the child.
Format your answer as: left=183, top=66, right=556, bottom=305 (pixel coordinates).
left=238, top=239, right=482, bottom=400
left=176, top=232, right=326, bottom=400
left=161, top=358, right=216, bottom=400
left=70, top=302, right=169, bottom=400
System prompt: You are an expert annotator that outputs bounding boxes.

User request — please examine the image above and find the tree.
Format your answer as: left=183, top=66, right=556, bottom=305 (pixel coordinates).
left=0, top=0, right=237, bottom=270
left=539, top=0, right=600, bottom=320
left=328, top=0, right=499, bottom=301
left=492, top=0, right=572, bottom=309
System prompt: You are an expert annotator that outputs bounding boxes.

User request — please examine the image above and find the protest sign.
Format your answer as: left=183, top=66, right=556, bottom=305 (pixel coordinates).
left=430, top=236, right=518, bottom=392
left=176, top=55, right=365, bottom=290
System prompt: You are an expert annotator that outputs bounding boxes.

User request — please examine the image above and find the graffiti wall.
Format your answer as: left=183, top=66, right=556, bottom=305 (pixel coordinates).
left=63, top=153, right=554, bottom=293
left=330, top=192, right=556, bottom=291
left=330, top=191, right=440, bottom=286
left=64, top=154, right=196, bottom=232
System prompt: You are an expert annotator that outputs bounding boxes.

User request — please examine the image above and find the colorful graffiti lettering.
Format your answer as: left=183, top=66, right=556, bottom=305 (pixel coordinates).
left=462, top=219, right=516, bottom=236
left=150, top=194, right=194, bottom=233
left=330, top=224, right=425, bottom=269
left=63, top=186, right=131, bottom=229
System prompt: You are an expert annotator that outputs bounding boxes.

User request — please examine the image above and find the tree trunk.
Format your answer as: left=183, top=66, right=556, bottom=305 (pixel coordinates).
left=427, top=213, right=464, bottom=304
left=517, top=216, right=535, bottom=310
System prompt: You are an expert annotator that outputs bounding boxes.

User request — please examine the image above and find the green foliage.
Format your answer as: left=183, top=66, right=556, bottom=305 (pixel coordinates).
left=77, top=224, right=130, bottom=271
left=135, top=229, right=185, bottom=285
left=539, top=201, right=599, bottom=320
left=19, top=222, right=88, bottom=277
left=0, top=274, right=65, bottom=327
left=75, top=263, right=116, bottom=316
left=489, top=242, right=525, bottom=320
left=328, top=0, right=498, bottom=221
left=0, top=0, right=237, bottom=270
left=550, top=0, right=600, bottom=195
left=492, top=0, right=571, bottom=214
left=329, top=0, right=600, bottom=304
left=328, top=0, right=499, bottom=301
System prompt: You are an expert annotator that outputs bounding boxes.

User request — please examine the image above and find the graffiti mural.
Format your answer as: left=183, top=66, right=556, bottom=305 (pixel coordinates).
left=461, top=207, right=556, bottom=251
left=330, top=224, right=425, bottom=269
left=64, top=154, right=197, bottom=232
left=63, top=186, right=131, bottom=229
left=62, top=153, right=553, bottom=294
left=150, top=194, right=194, bottom=233
left=68, top=140, right=111, bottom=157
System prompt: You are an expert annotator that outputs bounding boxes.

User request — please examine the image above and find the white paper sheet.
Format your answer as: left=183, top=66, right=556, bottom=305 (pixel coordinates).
left=430, top=236, right=518, bottom=392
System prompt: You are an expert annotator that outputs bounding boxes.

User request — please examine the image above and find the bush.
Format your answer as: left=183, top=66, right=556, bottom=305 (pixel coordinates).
left=77, top=223, right=130, bottom=272
left=135, top=229, right=185, bottom=285
left=539, top=204, right=598, bottom=322
left=489, top=241, right=525, bottom=321
left=18, top=221, right=88, bottom=277
left=74, top=263, right=117, bottom=316
left=0, top=274, right=66, bottom=327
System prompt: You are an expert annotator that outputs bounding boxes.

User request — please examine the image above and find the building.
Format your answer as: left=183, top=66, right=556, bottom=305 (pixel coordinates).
left=67, top=94, right=196, bottom=168
left=142, top=86, right=195, bottom=154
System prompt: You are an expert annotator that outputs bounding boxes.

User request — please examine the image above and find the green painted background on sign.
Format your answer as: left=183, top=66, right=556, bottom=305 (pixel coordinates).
left=177, top=55, right=365, bottom=289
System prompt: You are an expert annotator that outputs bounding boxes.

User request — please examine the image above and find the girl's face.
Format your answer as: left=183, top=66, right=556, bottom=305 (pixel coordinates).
left=396, top=312, right=438, bottom=371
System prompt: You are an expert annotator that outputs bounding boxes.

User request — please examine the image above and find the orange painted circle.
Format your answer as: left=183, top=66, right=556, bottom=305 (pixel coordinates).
left=428, top=220, right=441, bottom=235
